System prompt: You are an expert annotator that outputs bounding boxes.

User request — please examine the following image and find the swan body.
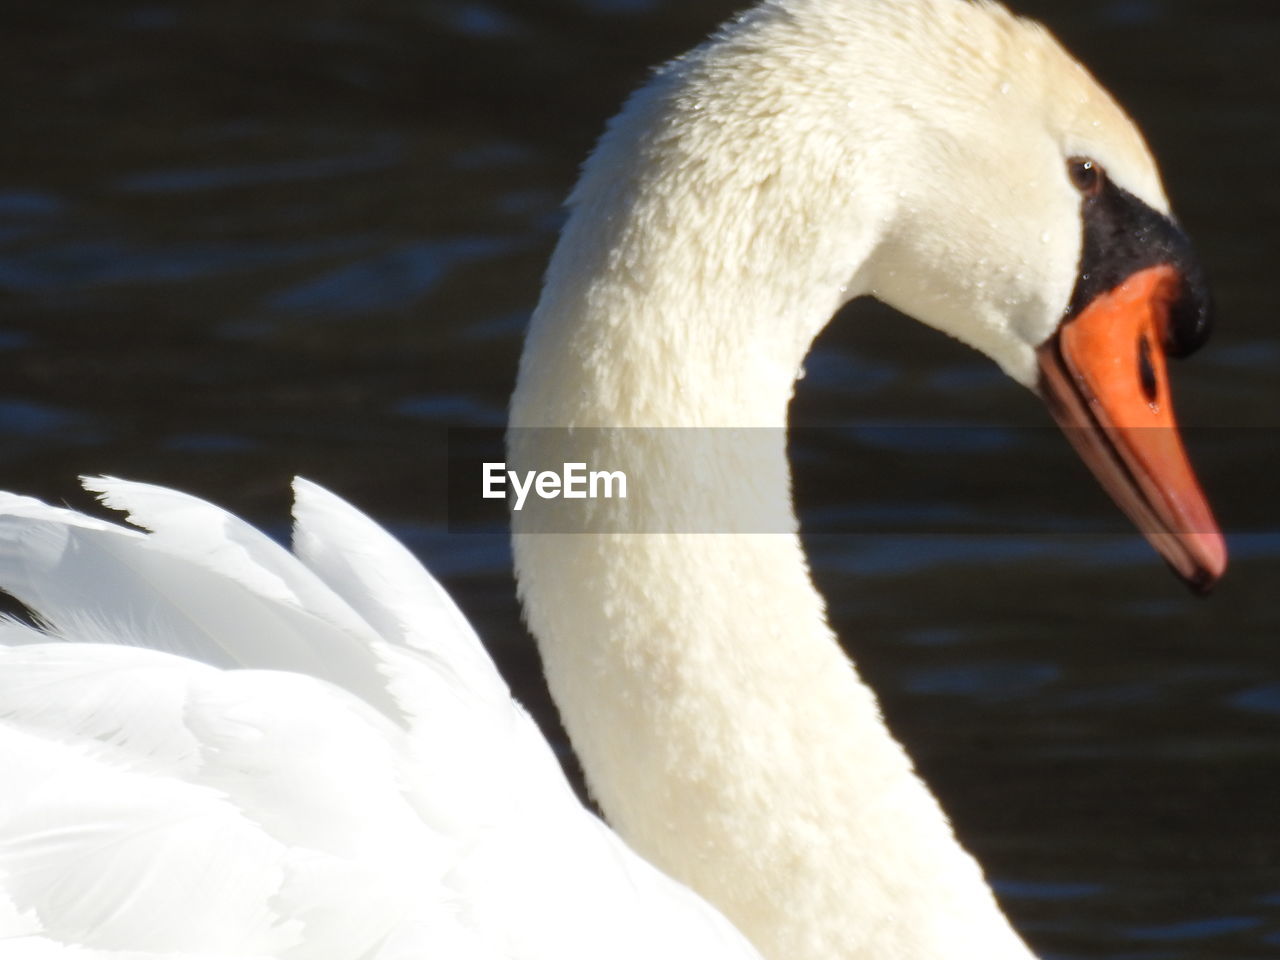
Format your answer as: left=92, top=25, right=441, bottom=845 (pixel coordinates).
left=0, top=0, right=1224, bottom=958
left=0, top=479, right=762, bottom=959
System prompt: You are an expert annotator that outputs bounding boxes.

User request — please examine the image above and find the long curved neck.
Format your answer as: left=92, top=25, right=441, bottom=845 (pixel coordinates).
left=511, top=4, right=1035, bottom=959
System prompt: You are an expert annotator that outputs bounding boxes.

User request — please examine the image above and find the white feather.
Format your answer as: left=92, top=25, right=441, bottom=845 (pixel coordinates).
left=0, top=479, right=762, bottom=960
left=290, top=478, right=502, bottom=700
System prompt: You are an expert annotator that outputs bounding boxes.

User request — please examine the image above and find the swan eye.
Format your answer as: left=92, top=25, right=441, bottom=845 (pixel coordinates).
left=1067, top=157, right=1103, bottom=196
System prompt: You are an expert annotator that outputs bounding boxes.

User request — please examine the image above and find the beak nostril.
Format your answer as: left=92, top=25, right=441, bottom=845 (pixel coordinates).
left=1138, top=333, right=1158, bottom=404
left=1164, top=278, right=1214, bottom=358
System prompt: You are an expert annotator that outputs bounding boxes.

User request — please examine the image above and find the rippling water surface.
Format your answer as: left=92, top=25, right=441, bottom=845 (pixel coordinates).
left=2, top=1, right=1278, bottom=956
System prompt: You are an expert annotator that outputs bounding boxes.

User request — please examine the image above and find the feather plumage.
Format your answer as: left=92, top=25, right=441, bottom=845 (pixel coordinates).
left=0, top=479, right=761, bottom=960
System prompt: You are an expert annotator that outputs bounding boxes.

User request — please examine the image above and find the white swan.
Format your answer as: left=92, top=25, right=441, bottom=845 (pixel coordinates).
left=0, top=0, right=1223, bottom=958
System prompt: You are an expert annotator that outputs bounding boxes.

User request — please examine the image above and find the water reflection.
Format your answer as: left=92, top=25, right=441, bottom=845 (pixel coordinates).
left=2, top=0, right=1278, bottom=956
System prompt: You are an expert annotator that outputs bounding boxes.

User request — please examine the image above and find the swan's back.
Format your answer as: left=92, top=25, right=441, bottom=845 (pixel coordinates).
left=0, top=478, right=761, bottom=960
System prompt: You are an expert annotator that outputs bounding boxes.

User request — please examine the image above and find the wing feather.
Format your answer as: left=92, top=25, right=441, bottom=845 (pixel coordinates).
left=0, top=483, right=402, bottom=722
left=0, top=479, right=763, bottom=960
left=290, top=478, right=502, bottom=699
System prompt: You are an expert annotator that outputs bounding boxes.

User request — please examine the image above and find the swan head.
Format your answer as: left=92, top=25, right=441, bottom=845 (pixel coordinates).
left=841, top=2, right=1226, bottom=589
left=721, top=0, right=1223, bottom=588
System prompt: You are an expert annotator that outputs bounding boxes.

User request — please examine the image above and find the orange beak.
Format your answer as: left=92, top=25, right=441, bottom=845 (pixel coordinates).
left=1037, top=264, right=1226, bottom=592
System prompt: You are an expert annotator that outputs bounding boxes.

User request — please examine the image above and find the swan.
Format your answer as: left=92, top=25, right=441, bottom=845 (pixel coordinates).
left=0, top=0, right=1224, bottom=958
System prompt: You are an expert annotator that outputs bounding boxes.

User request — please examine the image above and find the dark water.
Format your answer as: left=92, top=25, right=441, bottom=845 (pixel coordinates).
left=2, top=0, right=1278, bottom=956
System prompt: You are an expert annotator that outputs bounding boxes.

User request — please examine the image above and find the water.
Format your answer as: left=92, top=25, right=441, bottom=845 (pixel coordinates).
left=2, top=0, right=1278, bottom=956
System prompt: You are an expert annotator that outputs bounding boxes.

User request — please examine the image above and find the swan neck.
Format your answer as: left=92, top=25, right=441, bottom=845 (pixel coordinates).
left=508, top=5, right=1035, bottom=957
